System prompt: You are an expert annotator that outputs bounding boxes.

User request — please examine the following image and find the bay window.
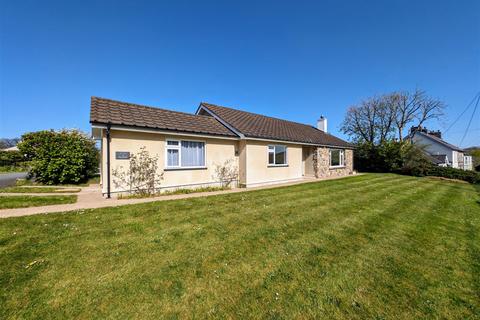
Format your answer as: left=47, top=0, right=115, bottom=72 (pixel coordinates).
left=166, top=139, right=205, bottom=168
left=329, top=149, right=345, bottom=167
left=268, top=145, right=287, bottom=166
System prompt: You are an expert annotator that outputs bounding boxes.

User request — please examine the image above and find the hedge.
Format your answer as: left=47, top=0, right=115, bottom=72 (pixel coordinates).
left=424, top=166, right=480, bottom=184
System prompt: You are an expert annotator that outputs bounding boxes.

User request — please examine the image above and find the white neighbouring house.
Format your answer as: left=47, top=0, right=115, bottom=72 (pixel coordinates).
left=410, top=126, right=473, bottom=170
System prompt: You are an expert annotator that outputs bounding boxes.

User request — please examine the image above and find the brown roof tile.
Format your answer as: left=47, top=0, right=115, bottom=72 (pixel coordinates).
left=90, top=97, right=353, bottom=148
left=199, top=102, right=353, bottom=148
left=90, top=97, right=236, bottom=137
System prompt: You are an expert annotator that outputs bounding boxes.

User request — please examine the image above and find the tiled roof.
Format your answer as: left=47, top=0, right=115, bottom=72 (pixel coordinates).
left=198, top=102, right=353, bottom=148
left=416, top=131, right=464, bottom=152
left=90, top=97, right=236, bottom=137
left=90, top=97, right=353, bottom=148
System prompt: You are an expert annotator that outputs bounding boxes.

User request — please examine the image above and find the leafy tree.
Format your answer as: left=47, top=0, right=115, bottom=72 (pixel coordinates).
left=17, top=130, right=99, bottom=184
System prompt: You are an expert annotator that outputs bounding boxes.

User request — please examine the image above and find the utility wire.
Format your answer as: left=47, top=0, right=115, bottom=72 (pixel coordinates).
left=459, top=94, right=480, bottom=147
left=444, top=92, right=480, bottom=134
left=447, top=128, right=480, bottom=134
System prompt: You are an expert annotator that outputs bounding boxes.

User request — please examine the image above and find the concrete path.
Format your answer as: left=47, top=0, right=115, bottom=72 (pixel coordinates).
left=0, top=174, right=358, bottom=218
left=0, top=172, right=28, bottom=188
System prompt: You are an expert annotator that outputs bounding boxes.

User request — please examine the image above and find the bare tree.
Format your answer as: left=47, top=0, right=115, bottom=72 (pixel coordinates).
left=341, top=95, right=395, bottom=145
left=390, top=89, right=444, bottom=141
left=341, top=89, right=445, bottom=144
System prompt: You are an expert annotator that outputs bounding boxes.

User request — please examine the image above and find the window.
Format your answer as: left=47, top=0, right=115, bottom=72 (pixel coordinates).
left=268, top=145, right=287, bottom=166
left=166, top=140, right=180, bottom=167
left=166, top=139, right=205, bottom=168
left=329, top=149, right=345, bottom=167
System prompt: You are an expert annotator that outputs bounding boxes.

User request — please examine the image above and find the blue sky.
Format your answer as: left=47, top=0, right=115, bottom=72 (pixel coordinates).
left=1, top=0, right=479, bottom=146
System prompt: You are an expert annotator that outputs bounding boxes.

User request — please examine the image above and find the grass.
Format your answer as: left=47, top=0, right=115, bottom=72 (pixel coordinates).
left=15, top=175, right=100, bottom=187
left=0, top=195, right=77, bottom=209
left=117, top=186, right=230, bottom=199
left=0, top=173, right=479, bottom=319
left=0, top=187, right=81, bottom=194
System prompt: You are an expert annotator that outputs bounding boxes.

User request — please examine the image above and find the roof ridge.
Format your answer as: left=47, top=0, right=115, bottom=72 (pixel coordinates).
left=92, top=96, right=213, bottom=119
left=200, top=102, right=319, bottom=130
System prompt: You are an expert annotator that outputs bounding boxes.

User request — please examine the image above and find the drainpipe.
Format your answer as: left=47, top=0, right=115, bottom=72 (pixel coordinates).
left=106, top=124, right=111, bottom=199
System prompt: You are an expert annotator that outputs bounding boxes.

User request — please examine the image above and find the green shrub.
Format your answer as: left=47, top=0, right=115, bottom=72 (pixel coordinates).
left=354, top=141, right=479, bottom=184
left=17, top=130, right=99, bottom=185
left=424, top=166, right=480, bottom=184
left=354, top=141, right=416, bottom=173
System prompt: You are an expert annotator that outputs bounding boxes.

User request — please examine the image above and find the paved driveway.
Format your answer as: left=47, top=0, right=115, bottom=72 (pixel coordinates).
left=0, top=172, right=28, bottom=188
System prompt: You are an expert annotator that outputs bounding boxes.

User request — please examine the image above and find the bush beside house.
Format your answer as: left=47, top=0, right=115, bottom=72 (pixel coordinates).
left=18, top=130, right=99, bottom=185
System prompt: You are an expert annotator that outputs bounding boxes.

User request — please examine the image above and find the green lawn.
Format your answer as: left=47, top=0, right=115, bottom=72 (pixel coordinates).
left=0, top=187, right=81, bottom=194
left=0, top=195, right=78, bottom=209
left=0, top=174, right=479, bottom=319
left=15, top=175, right=100, bottom=187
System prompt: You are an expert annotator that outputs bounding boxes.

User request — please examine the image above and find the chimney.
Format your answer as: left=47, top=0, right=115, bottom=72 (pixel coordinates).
left=410, top=125, right=427, bottom=134
left=317, top=116, right=327, bottom=132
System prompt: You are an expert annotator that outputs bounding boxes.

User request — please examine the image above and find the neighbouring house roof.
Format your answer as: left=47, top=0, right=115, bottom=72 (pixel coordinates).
left=414, top=131, right=464, bottom=152
left=198, top=102, right=353, bottom=148
left=426, top=154, right=448, bottom=165
left=90, top=97, right=237, bottom=137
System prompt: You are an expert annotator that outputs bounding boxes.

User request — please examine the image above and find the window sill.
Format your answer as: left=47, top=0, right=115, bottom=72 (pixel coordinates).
left=268, top=164, right=289, bottom=167
left=164, top=166, right=207, bottom=171
left=329, top=166, right=346, bottom=169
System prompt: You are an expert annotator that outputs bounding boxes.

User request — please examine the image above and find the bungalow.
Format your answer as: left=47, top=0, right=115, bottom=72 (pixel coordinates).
left=90, top=97, right=354, bottom=197
left=410, top=126, right=473, bottom=170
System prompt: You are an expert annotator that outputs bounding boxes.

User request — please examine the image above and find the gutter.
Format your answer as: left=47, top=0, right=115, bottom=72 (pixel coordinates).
left=106, top=124, right=111, bottom=199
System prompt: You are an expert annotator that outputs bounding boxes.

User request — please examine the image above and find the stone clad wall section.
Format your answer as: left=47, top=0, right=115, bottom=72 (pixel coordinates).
left=314, top=147, right=353, bottom=178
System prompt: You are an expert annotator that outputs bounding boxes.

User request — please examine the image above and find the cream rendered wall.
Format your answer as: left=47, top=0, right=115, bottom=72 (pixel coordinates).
left=244, top=140, right=303, bottom=187
left=303, top=146, right=315, bottom=177
left=102, top=129, right=238, bottom=194
left=238, top=140, right=247, bottom=186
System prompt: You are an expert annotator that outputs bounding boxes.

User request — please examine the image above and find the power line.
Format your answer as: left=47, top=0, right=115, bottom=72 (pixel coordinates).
left=459, top=94, right=480, bottom=147
left=447, top=128, right=480, bottom=134
left=444, top=92, right=480, bottom=134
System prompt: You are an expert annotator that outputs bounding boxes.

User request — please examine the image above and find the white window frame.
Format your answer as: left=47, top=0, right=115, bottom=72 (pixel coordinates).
left=329, top=149, right=345, bottom=168
left=165, top=139, right=206, bottom=169
left=268, top=145, right=288, bottom=166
